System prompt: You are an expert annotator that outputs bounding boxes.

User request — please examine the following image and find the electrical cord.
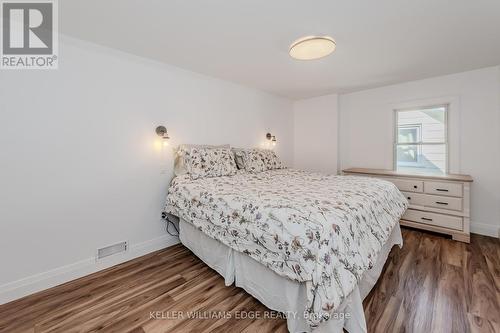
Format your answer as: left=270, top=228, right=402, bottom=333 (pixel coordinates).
left=162, top=212, right=179, bottom=237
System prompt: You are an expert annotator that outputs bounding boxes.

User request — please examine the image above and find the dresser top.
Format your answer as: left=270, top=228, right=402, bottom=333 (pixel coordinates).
left=342, top=168, right=473, bottom=182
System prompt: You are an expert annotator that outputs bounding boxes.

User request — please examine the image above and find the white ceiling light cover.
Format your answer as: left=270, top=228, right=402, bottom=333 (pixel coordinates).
left=289, top=36, right=336, bottom=60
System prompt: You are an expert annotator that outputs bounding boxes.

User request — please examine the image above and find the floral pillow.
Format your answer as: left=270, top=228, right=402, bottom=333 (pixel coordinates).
left=242, top=149, right=267, bottom=173
left=175, top=144, right=230, bottom=176
left=186, top=147, right=237, bottom=180
left=262, top=149, right=284, bottom=170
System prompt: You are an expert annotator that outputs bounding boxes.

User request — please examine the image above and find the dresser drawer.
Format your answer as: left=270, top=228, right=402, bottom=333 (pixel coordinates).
left=389, top=178, right=423, bottom=193
left=402, top=209, right=463, bottom=231
left=401, top=191, right=427, bottom=205
left=424, top=181, right=463, bottom=197
left=424, top=195, right=463, bottom=211
left=402, top=192, right=463, bottom=211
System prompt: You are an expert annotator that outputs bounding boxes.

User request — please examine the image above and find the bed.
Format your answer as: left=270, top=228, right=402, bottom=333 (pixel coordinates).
left=164, top=164, right=408, bottom=333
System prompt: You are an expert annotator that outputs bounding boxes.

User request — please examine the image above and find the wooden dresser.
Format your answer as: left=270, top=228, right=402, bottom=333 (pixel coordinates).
left=342, top=168, right=473, bottom=243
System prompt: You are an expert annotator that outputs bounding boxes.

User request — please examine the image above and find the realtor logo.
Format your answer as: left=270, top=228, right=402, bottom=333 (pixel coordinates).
left=1, top=0, right=58, bottom=69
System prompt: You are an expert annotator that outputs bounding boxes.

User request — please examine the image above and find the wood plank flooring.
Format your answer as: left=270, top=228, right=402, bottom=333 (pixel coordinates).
left=0, top=227, right=498, bottom=333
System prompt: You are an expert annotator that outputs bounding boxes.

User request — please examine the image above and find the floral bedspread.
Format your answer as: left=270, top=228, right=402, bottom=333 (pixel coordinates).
left=164, top=169, right=407, bottom=327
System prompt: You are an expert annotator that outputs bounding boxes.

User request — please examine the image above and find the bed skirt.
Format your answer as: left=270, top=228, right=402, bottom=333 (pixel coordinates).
left=179, top=218, right=403, bottom=333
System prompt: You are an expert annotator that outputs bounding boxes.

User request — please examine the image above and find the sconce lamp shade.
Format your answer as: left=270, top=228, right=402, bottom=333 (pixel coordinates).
left=156, top=126, right=170, bottom=146
left=266, top=132, right=277, bottom=147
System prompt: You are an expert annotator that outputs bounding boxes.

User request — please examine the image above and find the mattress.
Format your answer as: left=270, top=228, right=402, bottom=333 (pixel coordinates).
left=165, top=169, right=408, bottom=327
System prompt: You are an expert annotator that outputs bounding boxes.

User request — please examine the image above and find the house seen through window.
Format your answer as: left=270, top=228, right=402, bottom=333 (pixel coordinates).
left=395, top=105, right=447, bottom=174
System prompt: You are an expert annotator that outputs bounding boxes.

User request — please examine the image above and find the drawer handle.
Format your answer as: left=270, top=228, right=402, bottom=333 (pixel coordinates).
left=413, top=185, right=418, bottom=189
left=421, top=217, right=433, bottom=221
left=436, top=188, right=449, bottom=192
left=435, top=201, right=449, bottom=205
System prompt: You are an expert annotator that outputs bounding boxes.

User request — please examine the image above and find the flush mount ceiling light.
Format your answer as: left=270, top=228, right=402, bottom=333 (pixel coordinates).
left=289, top=36, right=336, bottom=60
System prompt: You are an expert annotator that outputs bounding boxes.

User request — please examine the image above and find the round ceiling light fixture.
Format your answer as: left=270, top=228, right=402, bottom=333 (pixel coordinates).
left=289, top=36, right=336, bottom=60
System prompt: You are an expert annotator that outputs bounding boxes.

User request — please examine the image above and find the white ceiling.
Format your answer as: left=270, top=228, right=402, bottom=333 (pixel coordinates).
left=60, top=0, right=500, bottom=99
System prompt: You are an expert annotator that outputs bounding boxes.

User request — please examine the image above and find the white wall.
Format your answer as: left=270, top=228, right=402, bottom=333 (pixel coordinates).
left=0, top=36, right=293, bottom=303
left=339, top=66, right=500, bottom=237
left=293, top=94, right=338, bottom=174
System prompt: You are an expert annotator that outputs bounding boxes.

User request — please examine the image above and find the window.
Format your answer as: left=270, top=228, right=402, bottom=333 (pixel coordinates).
left=394, top=105, right=447, bottom=174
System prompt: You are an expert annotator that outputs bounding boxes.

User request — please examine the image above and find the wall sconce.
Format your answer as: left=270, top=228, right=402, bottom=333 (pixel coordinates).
left=266, top=132, right=277, bottom=147
left=156, top=126, right=170, bottom=146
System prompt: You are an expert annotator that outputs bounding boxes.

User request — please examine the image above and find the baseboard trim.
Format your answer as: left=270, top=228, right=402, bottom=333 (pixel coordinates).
left=471, top=221, right=499, bottom=238
left=0, top=235, right=179, bottom=305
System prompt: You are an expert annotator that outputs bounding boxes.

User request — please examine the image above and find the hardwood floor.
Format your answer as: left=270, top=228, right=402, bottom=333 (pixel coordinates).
left=0, top=228, right=498, bottom=333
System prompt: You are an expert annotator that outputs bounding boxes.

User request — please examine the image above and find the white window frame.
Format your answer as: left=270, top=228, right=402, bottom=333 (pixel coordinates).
left=393, top=104, right=449, bottom=173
